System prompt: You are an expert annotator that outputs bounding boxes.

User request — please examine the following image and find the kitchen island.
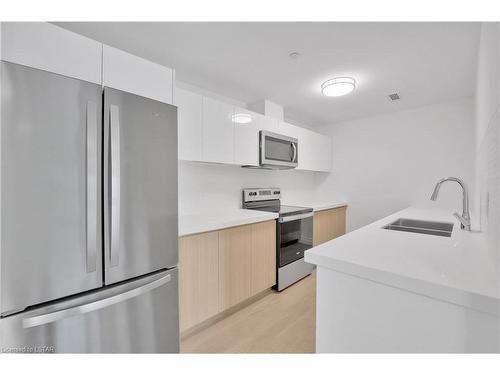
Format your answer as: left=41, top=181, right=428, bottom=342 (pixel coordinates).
left=305, top=204, right=500, bottom=353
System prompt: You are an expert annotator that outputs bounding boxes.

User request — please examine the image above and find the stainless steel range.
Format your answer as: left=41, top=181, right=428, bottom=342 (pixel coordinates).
left=243, top=188, right=314, bottom=291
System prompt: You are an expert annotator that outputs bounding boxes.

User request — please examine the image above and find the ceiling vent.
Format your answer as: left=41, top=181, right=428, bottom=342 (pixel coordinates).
left=387, top=93, right=401, bottom=101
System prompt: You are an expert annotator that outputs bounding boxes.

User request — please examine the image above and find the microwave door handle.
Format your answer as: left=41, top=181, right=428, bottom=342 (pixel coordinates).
left=109, top=105, right=120, bottom=267
left=291, top=142, right=297, bottom=162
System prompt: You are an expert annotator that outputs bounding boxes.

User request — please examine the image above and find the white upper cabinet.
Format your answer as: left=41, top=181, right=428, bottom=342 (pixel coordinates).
left=278, top=121, right=301, bottom=139
left=234, top=107, right=259, bottom=166
left=102, top=45, right=174, bottom=104
left=314, top=132, right=332, bottom=172
left=278, top=120, right=332, bottom=172
left=1, top=22, right=102, bottom=84
left=294, top=128, right=331, bottom=172
left=295, top=127, right=315, bottom=171
left=175, top=87, right=203, bottom=162
left=174, top=88, right=332, bottom=172
left=202, top=96, right=235, bottom=164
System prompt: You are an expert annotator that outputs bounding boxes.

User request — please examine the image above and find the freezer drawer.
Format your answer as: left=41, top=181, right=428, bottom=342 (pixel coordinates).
left=0, top=269, right=179, bottom=353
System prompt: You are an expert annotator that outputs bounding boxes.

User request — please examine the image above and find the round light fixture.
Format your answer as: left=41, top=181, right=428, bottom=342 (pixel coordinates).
left=232, top=113, right=253, bottom=124
left=321, top=77, right=356, bottom=97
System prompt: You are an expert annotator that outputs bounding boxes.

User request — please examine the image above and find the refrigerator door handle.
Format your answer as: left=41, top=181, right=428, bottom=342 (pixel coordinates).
left=86, top=101, right=98, bottom=273
left=22, top=273, right=172, bottom=328
left=109, top=104, right=121, bottom=267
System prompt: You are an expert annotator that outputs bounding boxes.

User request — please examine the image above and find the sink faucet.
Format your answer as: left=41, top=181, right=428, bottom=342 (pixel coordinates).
left=430, top=177, right=471, bottom=231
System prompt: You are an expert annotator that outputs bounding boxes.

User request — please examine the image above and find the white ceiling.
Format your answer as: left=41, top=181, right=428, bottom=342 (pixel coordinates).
left=55, top=22, right=480, bottom=126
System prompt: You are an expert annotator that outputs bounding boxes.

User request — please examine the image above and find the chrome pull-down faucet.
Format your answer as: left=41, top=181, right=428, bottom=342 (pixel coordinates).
left=430, top=177, right=471, bottom=231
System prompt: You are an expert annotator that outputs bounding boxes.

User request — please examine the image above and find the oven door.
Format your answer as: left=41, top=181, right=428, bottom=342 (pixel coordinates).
left=277, top=212, right=313, bottom=267
left=260, top=130, right=298, bottom=168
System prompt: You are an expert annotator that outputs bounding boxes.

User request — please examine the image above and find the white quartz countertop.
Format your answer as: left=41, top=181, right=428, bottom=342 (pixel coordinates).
left=305, top=204, right=500, bottom=315
left=283, top=200, right=348, bottom=212
left=179, top=209, right=278, bottom=237
left=179, top=199, right=348, bottom=236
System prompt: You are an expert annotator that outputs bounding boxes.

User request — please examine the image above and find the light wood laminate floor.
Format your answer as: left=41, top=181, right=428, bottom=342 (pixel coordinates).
left=180, top=272, right=316, bottom=353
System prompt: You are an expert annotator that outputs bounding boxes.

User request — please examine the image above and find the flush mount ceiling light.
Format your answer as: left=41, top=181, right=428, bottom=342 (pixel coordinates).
left=232, top=113, right=253, bottom=124
left=321, top=77, right=356, bottom=97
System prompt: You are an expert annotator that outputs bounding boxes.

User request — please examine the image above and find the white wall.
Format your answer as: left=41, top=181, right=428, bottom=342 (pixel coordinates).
left=474, top=23, right=500, bottom=270
left=315, top=98, right=476, bottom=232
left=178, top=162, right=319, bottom=214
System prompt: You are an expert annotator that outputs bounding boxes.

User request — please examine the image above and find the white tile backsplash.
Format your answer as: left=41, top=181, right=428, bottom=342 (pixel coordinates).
left=178, top=161, right=320, bottom=214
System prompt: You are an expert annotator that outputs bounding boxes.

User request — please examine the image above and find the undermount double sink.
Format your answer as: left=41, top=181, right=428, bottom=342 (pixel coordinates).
left=383, top=218, right=454, bottom=237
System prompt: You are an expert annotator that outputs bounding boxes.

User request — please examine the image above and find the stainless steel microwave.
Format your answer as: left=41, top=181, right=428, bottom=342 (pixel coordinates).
left=258, top=130, right=298, bottom=169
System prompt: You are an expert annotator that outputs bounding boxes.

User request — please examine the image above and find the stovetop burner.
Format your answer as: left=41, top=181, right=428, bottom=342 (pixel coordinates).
left=242, top=188, right=312, bottom=217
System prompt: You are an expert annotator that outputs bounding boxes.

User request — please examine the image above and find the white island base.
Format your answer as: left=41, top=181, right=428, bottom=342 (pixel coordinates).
left=306, top=205, right=500, bottom=353
left=315, top=266, right=499, bottom=353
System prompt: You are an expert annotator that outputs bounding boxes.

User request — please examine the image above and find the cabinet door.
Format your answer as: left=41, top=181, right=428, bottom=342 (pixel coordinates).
left=202, top=97, right=235, bottom=164
left=234, top=107, right=259, bottom=166
left=175, top=87, right=203, bottom=161
left=278, top=121, right=301, bottom=139
left=102, top=45, right=174, bottom=104
left=179, top=231, right=220, bottom=331
left=1, top=22, right=102, bottom=84
left=313, top=207, right=347, bottom=246
left=219, top=225, right=253, bottom=310
left=314, top=133, right=332, bottom=172
left=251, top=221, right=277, bottom=294
left=296, top=129, right=332, bottom=172
left=295, top=127, right=315, bottom=171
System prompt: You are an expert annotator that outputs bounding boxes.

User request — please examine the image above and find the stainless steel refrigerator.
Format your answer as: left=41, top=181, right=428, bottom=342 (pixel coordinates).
left=0, top=61, right=179, bottom=353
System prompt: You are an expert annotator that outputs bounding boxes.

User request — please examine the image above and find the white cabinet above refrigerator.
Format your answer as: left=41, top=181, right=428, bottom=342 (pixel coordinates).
left=0, top=22, right=102, bottom=84
left=102, top=45, right=174, bottom=104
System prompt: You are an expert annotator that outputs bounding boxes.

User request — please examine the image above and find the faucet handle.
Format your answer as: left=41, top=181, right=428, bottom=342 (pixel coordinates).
left=453, top=212, right=471, bottom=231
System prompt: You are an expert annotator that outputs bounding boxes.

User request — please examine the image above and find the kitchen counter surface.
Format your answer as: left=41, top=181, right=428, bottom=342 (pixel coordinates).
left=305, top=204, right=500, bottom=315
left=282, top=199, right=348, bottom=212
left=179, top=209, right=278, bottom=237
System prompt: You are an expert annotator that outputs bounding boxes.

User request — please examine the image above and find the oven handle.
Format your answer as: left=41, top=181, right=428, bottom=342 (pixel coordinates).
left=279, top=212, right=313, bottom=223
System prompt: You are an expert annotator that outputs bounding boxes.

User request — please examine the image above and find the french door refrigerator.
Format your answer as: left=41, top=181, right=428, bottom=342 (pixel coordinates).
left=0, top=61, right=179, bottom=353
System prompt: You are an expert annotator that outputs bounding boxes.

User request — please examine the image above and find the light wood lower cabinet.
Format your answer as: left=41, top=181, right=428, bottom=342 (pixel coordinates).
left=178, top=231, right=220, bottom=332
left=219, top=224, right=253, bottom=310
left=313, top=206, right=347, bottom=246
left=250, top=221, right=277, bottom=295
left=179, top=220, right=276, bottom=332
